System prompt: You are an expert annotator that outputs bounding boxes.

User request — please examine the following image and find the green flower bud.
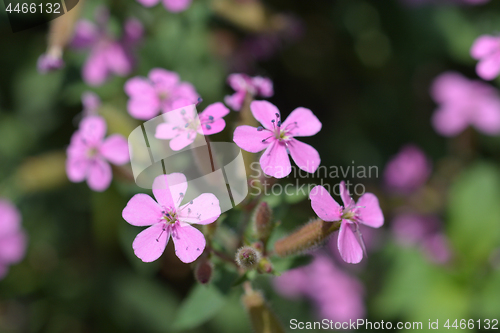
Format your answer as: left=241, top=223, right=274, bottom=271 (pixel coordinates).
left=236, top=246, right=261, bottom=270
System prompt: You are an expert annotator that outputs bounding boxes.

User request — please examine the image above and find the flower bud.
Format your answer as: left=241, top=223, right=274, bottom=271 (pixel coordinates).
left=236, top=246, right=261, bottom=270
left=257, top=257, right=273, bottom=274
left=194, top=259, right=213, bottom=285
left=274, top=219, right=341, bottom=257
left=253, top=202, right=273, bottom=242
left=242, top=290, right=285, bottom=333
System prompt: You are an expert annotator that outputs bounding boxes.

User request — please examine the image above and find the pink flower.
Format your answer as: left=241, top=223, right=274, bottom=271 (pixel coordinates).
left=71, top=8, right=143, bottom=86
left=155, top=101, right=230, bottom=151
left=309, top=182, right=384, bottom=264
left=431, top=72, right=500, bottom=136
left=224, top=74, right=274, bottom=111
left=384, top=145, right=432, bottom=194
left=37, top=48, right=64, bottom=74
left=136, top=0, right=191, bottom=12
left=122, top=173, right=221, bottom=263
left=274, top=255, right=365, bottom=322
left=233, top=101, right=321, bottom=178
left=66, top=116, right=129, bottom=192
left=391, top=213, right=440, bottom=246
left=82, top=91, right=101, bottom=116
left=471, top=35, right=500, bottom=81
left=0, top=199, right=27, bottom=280
left=124, top=68, right=199, bottom=120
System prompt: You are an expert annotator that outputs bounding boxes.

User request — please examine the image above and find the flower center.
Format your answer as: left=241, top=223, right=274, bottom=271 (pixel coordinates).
left=162, top=209, right=178, bottom=224
left=158, top=91, right=170, bottom=101
left=86, top=147, right=98, bottom=158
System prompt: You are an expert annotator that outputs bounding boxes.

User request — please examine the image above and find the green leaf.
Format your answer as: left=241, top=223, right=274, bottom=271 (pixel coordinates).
left=172, top=283, right=227, bottom=330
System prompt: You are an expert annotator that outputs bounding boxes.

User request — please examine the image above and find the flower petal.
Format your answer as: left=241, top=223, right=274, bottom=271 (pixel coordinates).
left=82, top=51, right=108, bottom=86
left=252, top=76, right=273, bottom=97
left=470, top=35, right=500, bottom=59
left=431, top=107, right=469, bottom=136
left=227, top=73, right=249, bottom=91
left=233, top=125, right=271, bottom=153
left=339, top=181, right=354, bottom=208
left=87, top=158, right=112, bottom=192
left=80, top=116, right=107, bottom=145
left=287, top=139, right=320, bottom=174
left=309, top=186, right=342, bottom=222
left=197, top=102, right=229, bottom=135
left=281, top=107, right=322, bottom=137
left=71, top=20, right=99, bottom=48
left=169, top=130, right=196, bottom=151
left=104, top=43, right=132, bottom=76
left=132, top=223, right=170, bottom=262
left=356, top=193, right=384, bottom=228
left=66, top=156, right=89, bottom=183
left=0, top=200, right=21, bottom=237
left=149, top=68, right=179, bottom=90
left=162, top=0, right=192, bottom=12
left=250, top=100, right=280, bottom=130
left=152, top=173, right=188, bottom=209
left=224, top=91, right=246, bottom=111
left=476, top=54, right=500, bottom=81
left=338, top=221, right=363, bottom=264
left=178, top=193, right=221, bottom=225
left=122, top=193, right=163, bottom=226
left=136, top=0, right=160, bottom=7
left=100, top=134, right=130, bottom=165
left=0, top=231, right=27, bottom=264
left=171, top=224, right=205, bottom=263
left=200, top=102, right=230, bottom=119
left=473, top=99, right=500, bottom=134
left=155, top=123, right=181, bottom=140
left=260, top=141, right=291, bottom=178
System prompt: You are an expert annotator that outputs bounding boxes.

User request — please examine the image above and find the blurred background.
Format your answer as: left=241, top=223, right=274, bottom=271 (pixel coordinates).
left=1, top=0, right=500, bottom=332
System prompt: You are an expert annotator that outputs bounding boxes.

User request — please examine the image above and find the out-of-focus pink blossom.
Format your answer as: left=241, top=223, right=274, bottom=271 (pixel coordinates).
left=71, top=8, right=143, bottom=86
left=309, top=182, right=384, bottom=264
left=82, top=91, right=101, bottom=117
left=431, top=72, right=500, bottom=136
left=155, top=101, right=229, bottom=151
left=122, top=173, right=221, bottom=263
left=124, top=68, right=199, bottom=120
left=136, top=0, right=191, bottom=12
left=0, top=199, right=27, bottom=280
left=274, top=255, right=365, bottom=322
left=384, top=145, right=432, bottom=194
left=66, top=116, right=129, bottom=192
left=233, top=101, right=321, bottom=178
left=471, top=35, right=500, bottom=81
left=224, top=74, right=274, bottom=111
left=422, top=233, right=452, bottom=264
left=37, top=47, right=64, bottom=74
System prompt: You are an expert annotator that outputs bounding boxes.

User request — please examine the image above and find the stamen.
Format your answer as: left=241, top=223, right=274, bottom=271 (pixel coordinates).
left=196, top=97, right=203, bottom=105
left=277, top=120, right=282, bottom=127
left=275, top=113, right=279, bottom=118
left=208, top=115, right=214, bottom=121
left=156, top=227, right=166, bottom=242
left=206, top=125, right=211, bottom=130
left=262, top=135, right=273, bottom=142
left=257, top=126, right=263, bottom=131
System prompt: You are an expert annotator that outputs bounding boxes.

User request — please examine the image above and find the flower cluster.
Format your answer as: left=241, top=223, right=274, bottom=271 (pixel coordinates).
left=224, top=73, right=274, bottom=111
left=0, top=199, right=27, bottom=280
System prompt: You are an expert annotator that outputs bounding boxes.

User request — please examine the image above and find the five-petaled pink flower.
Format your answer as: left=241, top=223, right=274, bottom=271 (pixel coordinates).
left=136, top=0, right=191, bottom=12
left=155, top=101, right=230, bottom=151
left=224, top=73, right=274, bottom=111
left=431, top=71, right=500, bottom=136
left=122, top=173, right=221, bottom=263
left=125, top=68, right=200, bottom=120
left=471, top=34, right=500, bottom=81
left=0, top=199, right=27, bottom=280
left=233, top=101, right=321, bottom=178
left=66, top=116, right=129, bottom=192
left=309, top=182, right=384, bottom=264
left=71, top=7, right=143, bottom=86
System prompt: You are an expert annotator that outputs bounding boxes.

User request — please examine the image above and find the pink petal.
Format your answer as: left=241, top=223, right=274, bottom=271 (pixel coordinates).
left=224, top=91, right=246, bottom=111
left=252, top=76, right=273, bottom=97
left=0, top=231, right=27, bottom=264
left=152, top=173, right=188, bottom=209
left=155, top=123, right=181, bottom=140
left=100, top=135, right=130, bottom=165
left=82, top=91, right=100, bottom=114
left=169, top=130, right=196, bottom=151
left=82, top=50, right=108, bottom=86
left=260, top=141, right=291, bottom=178
left=149, top=68, right=179, bottom=91
left=178, top=193, right=221, bottom=225
left=337, top=221, right=363, bottom=264
left=0, top=200, right=21, bottom=237
left=200, top=102, right=230, bottom=119
left=125, top=78, right=160, bottom=120
left=250, top=101, right=280, bottom=130
left=104, top=43, right=132, bottom=76
left=66, top=156, right=89, bottom=183
left=470, top=35, right=500, bottom=59
left=356, top=193, right=384, bottom=228
left=67, top=132, right=88, bottom=159
left=123, top=18, right=144, bottom=45
left=198, top=118, right=226, bottom=136
left=233, top=125, right=271, bottom=153
left=132, top=223, right=169, bottom=262
left=171, top=224, right=205, bottom=263
left=122, top=194, right=163, bottom=227
left=339, top=181, right=354, bottom=208
left=71, top=20, right=99, bottom=49
left=80, top=116, right=107, bottom=145
left=197, top=102, right=229, bottom=135
left=170, top=83, right=199, bottom=106
left=281, top=107, right=322, bottom=137
left=87, top=158, right=112, bottom=192
left=125, top=77, right=155, bottom=97
left=162, top=0, right=192, bottom=12
left=287, top=139, right=320, bottom=174
left=432, top=107, right=469, bottom=136
left=473, top=100, right=500, bottom=134
left=227, top=73, right=249, bottom=91
left=309, top=186, right=342, bottom=221
left=430, top=72, right=469, bottom=103
left=476, top=54, right=500, bottom=81
left=136, top=0, right=160, bottom=7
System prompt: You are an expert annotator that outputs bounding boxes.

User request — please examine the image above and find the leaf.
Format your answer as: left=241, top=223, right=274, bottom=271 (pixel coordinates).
left=172, top=283, right=227, bottom=330
left=272, top=255, right=313, bottom=274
